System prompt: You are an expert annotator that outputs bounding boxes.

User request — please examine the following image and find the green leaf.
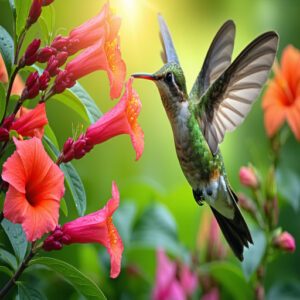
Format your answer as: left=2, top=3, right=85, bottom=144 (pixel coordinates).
left=60, top=197, right=68, bottom=217
left=242, top=228, right=266, bottom=280
left=0, top=248, right=17, bottom=270
left=15, top=0, right=31, bottom=39
left=44, top=124, right=59, bottom=148
left=54, top=83, right=102, bottom=124
left=43, top=135, right=87, bottom=216
left=29, top=257, right=106, bottom=299
left=61, top=162, right=86, bottom=216
left=38, top=4, right=55, bottom=44
left=1, top=219, right=28, bottom=263
left=114, top=202, right=136, bottom=247
left=131, top=203, right=185, bottom=257
left=267, top=281, right=300, bottom=300
left=208, top=261, right=254, bottom=300
left=17, top=282, right=47, bottom=300
left=0, top=265, right=13, bottom=276
left=0, top=82, right=6, bottom=121
left=0, top=26, right=14, bottom=76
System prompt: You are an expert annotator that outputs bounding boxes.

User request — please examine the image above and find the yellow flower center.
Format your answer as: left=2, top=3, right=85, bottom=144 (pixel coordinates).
left=107, top=216, right=118, bottom=247
left=105, top=38, right=118, bottom=72
left=126, top=93, right=139, bottom=128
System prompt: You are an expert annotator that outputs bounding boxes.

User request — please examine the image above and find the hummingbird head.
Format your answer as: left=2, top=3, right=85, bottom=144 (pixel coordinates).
left=132, top=62, right=188, bottom=114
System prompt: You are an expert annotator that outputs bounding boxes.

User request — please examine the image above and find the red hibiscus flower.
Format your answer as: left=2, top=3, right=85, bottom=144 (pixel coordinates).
left=2, top=138, right=65, bottom=241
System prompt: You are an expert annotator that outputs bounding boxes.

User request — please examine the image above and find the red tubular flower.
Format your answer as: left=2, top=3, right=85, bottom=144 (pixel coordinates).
left=86, top=78, right=144, bottom=160
left=2, top=137, right=65, bottom=241
left=11, top=103, right=48, bottom=139
left=43, top=182, right=123, bottom=278
left=21, top=71, right=40, bottom=100
left=19, top=39, right=41, bottom=67
left=262, top=45, right=300, bottom=140
left=42, top=0, right=54, bottom=6
left=68, top=3, right=110, bottom=52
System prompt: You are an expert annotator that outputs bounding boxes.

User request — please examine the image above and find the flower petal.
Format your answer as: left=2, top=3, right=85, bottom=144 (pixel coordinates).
left=286, top=98, right=300, bottom=140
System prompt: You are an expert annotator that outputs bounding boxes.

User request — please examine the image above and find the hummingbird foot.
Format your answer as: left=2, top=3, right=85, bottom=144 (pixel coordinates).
left=193, top=189, right=205, bottom=206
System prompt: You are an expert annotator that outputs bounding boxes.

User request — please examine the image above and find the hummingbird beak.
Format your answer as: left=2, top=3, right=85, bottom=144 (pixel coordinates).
left=132, top=73, right=158, bottom=81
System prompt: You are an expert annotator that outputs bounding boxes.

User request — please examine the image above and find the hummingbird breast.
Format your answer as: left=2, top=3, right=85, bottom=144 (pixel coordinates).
left=170, top=102, right=222, bottom=189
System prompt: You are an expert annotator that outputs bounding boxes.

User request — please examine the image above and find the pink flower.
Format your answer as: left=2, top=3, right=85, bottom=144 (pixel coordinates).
left=86, top=78, right=143, bottom=160
left=152, top=249, right=198, bottom=300
left=59, top=78, right=144, bottom=163
left=2, top=138, right=65, bottom=241
left=11, top=103, right=48, bottom=139
left=43, top=182, right=124, bottom=278
left=273, top=231, right=296, bottom=252
left=239, top=166, right=259, bottom=189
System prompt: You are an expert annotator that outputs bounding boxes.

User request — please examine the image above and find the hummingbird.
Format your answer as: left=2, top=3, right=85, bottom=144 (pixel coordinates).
left=133, top=16, right=279, bottom=260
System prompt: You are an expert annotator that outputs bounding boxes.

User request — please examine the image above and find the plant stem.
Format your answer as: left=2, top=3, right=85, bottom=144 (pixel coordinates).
left=0, top=66, right=21, bottom=125
left=0, top=244, right=36, bottom=299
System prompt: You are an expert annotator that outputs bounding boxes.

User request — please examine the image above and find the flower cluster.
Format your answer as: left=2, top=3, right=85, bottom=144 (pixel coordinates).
left=0, top=0, right=144, bottom=285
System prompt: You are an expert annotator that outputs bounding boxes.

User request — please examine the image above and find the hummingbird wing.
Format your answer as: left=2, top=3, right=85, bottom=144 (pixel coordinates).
left=190, top=20, right=236, bottom=100
left=158, top=14, right=180, bottom=64
left=196, top=31, right=278, bottom=154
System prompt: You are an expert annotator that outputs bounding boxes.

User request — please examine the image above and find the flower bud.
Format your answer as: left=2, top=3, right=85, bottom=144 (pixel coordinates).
left=37, top=47, right=57, bottom=63
left=239, top=166, right=259, bottom=189
left=0, top=128, right=9, bottom=142
left=46, top=55, right=59, bottom=77
left=273, top=231, right=296, bottom=252
left=27, top=0, right=43, bottom=27
left=39, top=71, right=50, bottom=90
left=2, top=114, right=15, bottom=130
left=51, top=35, right=69, bottom=51
left=238, top=193, right=256, bottom=215
left=19, top=39, right=41, bottom=67
left=56, top=51, right=69, bottom=67
left=42, top=0, right=54, bottom=6
left=21, top=72, right=40, bottom=100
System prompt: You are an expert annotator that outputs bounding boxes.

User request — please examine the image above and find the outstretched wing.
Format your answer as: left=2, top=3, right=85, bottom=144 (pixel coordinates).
left=158, top=14, right=180, bottom=64
left=190, top=20, right=236, bottom=100
left=197, top=31, right=278, bottom=154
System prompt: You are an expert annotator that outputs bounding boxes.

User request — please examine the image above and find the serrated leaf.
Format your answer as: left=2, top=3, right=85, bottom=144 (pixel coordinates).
left=0, top=26, right=14, bottom=76
left=54, top=83, right=102, bottom=124
left=208, top=262, right=254, bottom=300
left=0, top=82, right=6, bottom=121
left=15, top=0, right=31, bottom=39
left=29, top=257, right=106, bottom=299
left=0, top=248, right=17, bottom=270
left=0, top=265, right=13, bottom=276
left=242, top=228, right=266, bottom=279
left=17, top=282, right=47, bottom=300
left=1, top=219, right=27, bottom=263
left=43, top=135, right=86, bottom=216
left=131, top=203, right=184, bottom=257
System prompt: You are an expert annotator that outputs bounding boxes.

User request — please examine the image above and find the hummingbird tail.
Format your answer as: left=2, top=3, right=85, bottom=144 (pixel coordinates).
left=210, top=188, right=253, bottom=261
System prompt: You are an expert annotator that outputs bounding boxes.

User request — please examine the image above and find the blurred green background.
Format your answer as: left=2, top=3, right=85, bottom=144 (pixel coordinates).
left=0, top=0, right=300, bottom=299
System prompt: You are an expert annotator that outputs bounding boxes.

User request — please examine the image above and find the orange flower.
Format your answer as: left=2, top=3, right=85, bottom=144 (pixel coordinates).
left=2, top=138, right=65, bottom=241
left=0, top=54, right=24, bottom=95
left=43, top=182, right=123, bottom=278
left=11, top=103, right=48, bottom=139
left=262, top=45, right=300, bottom=140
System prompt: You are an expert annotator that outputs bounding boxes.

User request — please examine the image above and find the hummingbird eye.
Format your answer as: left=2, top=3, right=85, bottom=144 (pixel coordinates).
left=165, top=72, right=173, bottom=83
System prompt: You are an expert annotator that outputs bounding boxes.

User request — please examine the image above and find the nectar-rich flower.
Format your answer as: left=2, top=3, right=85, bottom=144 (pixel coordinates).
left=262, top=45, right=300, bottom=140
left=273, top=231, right=296, bottom=252
left=86, top=78, right=143, bottom=160
left=2, top=137, right=65, bottom=241
left=239, top=166, right=259, bottom=189
left=11, top=103, right=48, bottom=139
left=59, top=78, right=144, bottom=163
left=43, top=182, right=123, bottom=278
